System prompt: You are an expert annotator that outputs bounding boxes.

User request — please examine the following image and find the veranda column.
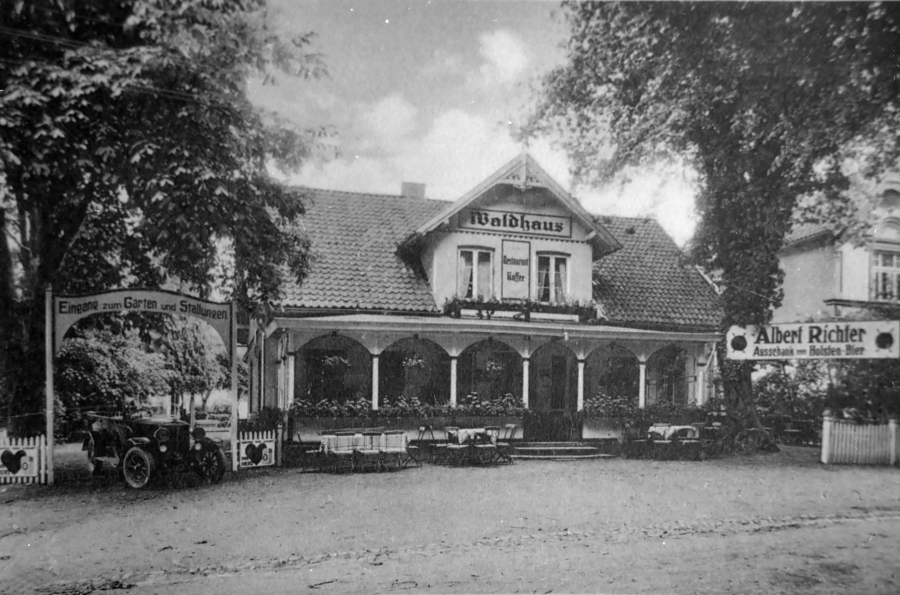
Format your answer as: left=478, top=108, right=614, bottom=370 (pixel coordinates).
left=450, top=356, right=458, bottom=408
left=638, top=359, right=647, bottom=409
left=577, top=359, right=585, bottom=411
left=276, top=358, right=285, bottom=410
left=522, top=358, right=530, bottom=409
left=286, top=354, right=296, bottom=405
left=695, top=361, right=707, bottom=406
left=371, top=354, right=379, bottom=411
left=285, top=353, right=295, bottom=430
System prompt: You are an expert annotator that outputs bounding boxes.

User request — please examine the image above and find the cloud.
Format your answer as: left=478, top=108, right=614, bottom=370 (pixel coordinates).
left=352, top=94, right=419, bottom=156
left=578, top=167, right=699, bottom=247
left=469, top=29, right=531, bottom=87
left=420, top=49, right=464, bottom=80
left=287, top=106, right=698, bottom=246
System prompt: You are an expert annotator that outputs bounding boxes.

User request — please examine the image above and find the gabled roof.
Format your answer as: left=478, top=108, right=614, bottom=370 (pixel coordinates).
left=279, top=188, right=447, bottom=313
left=278, top=189, right=723, bottom=331
left=593, top=216, right=723, bottom=331
left=410, top=153, right=622, bottom=257
left=783, top=222, right=835, bottom=248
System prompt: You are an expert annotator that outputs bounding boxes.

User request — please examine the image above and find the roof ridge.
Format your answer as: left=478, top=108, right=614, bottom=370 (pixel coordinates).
left=287, top=185, right=452, bottom=204
left=594, top=213, right=659, bottom=223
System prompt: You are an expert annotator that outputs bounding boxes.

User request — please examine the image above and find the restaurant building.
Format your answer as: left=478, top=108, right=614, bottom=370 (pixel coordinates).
left=247, top=153, right=723, bottom=438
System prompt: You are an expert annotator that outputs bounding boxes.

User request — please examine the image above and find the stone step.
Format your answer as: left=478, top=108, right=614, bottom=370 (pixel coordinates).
left=511, top=442, right=616, bottom=459
left=512, top=453, right=615, bottom=460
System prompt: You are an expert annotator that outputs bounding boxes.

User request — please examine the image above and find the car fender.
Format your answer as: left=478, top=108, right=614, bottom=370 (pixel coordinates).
left=125, top=437, right=153, bottom=449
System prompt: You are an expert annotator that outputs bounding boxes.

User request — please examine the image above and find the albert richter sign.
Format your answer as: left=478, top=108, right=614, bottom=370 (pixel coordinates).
left=726, top=321, right=900, bottom=360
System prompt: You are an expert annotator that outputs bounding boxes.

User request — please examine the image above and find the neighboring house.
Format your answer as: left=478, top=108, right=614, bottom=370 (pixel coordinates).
left=775, top=174, right=900, bottom=323
left=246, top=153, right=722, bottom=440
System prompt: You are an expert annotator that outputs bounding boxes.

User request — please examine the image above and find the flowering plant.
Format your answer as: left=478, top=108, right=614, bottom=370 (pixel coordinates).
left=401, top=355, right=426, bottom=370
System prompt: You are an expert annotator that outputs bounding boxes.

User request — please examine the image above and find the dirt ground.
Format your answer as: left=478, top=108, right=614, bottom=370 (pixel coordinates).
left=2, top=445, right=900, bottom=594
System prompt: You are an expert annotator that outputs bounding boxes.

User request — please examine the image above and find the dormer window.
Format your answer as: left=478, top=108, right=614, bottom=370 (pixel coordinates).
left=458, top=248, right=493, bottom=299
left=537, top=253, right=568, bottom=303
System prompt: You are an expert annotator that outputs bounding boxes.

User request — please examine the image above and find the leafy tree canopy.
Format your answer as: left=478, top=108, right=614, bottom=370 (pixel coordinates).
left=0, top=0, right=326, bottom=433
left=55, top=326, right=170, bottom=431
left=523, top=1, right=900, bottom=441
left=525, top=1, right=900, bottom=326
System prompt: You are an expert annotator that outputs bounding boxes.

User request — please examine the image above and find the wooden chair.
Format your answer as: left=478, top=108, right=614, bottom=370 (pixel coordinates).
left=408, top=425, right=434, bottom=465
left=471, top=429, right=498, bottom=465
left=495, top=424, right=517, bottom=464
left=442, top=426, right=469, bottom=466
left=327, top=433, right=357, bottom=473
left=353, top=431, right=384, bottom=472
left=380, top=430, right=413, bottom=470
left=431, top=426, right=457, bottom=465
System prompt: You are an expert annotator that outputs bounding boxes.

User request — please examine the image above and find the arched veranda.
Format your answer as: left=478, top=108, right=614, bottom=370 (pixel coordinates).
left=457, top=338, right=523, bottom=402
left=378, top=337, right=450, bottom=407
left=294, top=334, right=371, bottom=405
left=584, top=343, right=640, bottom=403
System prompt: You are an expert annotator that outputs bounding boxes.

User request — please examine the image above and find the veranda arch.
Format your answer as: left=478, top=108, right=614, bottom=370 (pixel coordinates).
left=378, top=337, right=450, bottom=407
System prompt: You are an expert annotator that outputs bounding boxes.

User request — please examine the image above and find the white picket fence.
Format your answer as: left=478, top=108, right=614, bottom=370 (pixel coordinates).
left=236, top=427, right=282, bottom=470
left=0, top=434, right=49, bottom=484
left=821, top=417, right=899, bottom=465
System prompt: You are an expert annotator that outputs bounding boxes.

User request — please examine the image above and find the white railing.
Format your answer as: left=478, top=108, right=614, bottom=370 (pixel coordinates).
left=821, top=416, right=899, bottom=465
left=0, top=434, right=49, bottom=484
left=236, top=427, right=282, bottom=469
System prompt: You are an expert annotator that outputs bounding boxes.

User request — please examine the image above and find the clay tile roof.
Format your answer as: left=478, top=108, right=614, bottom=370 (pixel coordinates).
left=278, top=188, right=448, bottom=312
left=278, top=190, right=723, bottom=330
left=783, top=222, right=834, bottom=247
left=593, top=216, right=723, bottom=331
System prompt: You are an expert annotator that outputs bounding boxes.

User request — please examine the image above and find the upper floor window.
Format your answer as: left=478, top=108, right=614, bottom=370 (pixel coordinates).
left=873, top=251, right=900, bottom=301
left=458, top=248, right=493, bottom=299
left=537, top=253, right=568, bottom=303
left=872, top=220, right=900, bottom=302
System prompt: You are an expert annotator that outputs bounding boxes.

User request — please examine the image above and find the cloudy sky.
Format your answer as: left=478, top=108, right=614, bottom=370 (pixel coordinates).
left=251, top=0, right=698, bottom=245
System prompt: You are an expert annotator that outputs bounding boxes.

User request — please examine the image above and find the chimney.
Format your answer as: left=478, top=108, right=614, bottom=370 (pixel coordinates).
left=401, top=182, right=426, bottom=199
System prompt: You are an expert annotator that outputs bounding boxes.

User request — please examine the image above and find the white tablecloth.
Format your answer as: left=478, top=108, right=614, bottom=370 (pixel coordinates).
left=648, top=424, right=698, bottom=440
left=455, top=428, right=498, bottom=445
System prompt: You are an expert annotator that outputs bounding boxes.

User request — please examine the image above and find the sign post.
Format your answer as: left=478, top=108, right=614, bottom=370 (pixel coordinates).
left=230, top=300, right=239, bottom=473
left=726, top=320, right=900, bottom=360
left=44, top=285, right=54, bottom=485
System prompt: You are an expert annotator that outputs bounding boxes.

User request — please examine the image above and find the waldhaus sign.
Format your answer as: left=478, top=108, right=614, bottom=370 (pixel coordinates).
left=726, top=321, right=900, bottom=360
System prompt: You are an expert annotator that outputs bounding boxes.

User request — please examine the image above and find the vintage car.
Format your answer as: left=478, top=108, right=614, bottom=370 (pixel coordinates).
left=83, top=410, right=226, bottom=489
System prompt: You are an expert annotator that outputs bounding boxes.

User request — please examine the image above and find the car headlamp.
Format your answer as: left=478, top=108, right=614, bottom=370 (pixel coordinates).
left=191, top=427, right=206, bottom=441
left=154, top=428, right=170, bottom=443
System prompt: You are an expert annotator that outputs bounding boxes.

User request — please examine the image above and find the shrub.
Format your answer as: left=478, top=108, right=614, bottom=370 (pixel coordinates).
left=290, top=392, right=524, bottom=418
left=240, top=406, right=284, bottom=432
left=457, top=392, right=524, bottom=416
left=582, top=392, right=639, bottom=417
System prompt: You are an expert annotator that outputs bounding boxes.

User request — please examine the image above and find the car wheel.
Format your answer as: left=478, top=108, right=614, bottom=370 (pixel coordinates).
left=196, top=446, right=226, bottom=484
left=123, top=447, right=155, bottom=489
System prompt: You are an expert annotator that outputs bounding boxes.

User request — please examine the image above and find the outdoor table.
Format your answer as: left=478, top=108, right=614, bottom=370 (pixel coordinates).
left=456, top=428, right=498, bottom=445
left=454, top=428, right=499, bottom=465
left=648, top=424, right=698, bottom=440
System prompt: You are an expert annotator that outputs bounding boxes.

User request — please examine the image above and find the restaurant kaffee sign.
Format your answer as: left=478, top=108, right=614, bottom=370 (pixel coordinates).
left=726, top=320, right=900, bottom=360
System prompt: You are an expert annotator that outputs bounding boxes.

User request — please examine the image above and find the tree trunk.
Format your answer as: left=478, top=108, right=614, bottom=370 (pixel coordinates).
left=720, top=359, right=780, bottom=452
left=200, top=388, right=213, bottom=412
left=7, top=302, right=47, bottom=437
